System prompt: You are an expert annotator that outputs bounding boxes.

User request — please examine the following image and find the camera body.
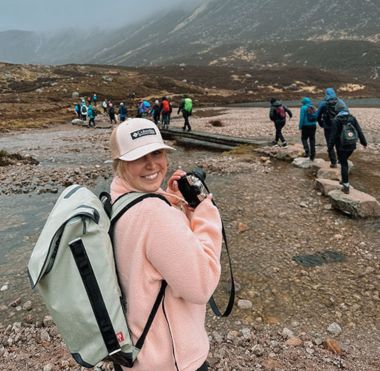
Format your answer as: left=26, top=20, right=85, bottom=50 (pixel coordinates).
left=177, top=168, right=209, bottom=208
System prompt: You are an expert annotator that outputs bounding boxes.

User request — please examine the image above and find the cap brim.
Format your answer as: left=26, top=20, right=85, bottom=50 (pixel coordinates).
left=118, top=143, right=175, bottom=161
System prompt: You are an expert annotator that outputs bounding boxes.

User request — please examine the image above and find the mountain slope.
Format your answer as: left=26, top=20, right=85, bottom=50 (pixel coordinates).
left=0, top=0, right=379, bottom=78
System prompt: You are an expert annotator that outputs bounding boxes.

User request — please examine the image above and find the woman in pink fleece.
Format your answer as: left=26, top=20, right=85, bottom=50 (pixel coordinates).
left=110, top=118, right=222, bottom=371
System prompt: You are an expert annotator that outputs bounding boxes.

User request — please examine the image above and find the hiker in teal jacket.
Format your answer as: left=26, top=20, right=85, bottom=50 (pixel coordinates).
left=299, top=97, right=317, bottom=161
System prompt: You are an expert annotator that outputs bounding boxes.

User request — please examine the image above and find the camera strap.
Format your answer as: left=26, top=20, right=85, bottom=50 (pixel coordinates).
left=208, top=221, right=235, bottom=317
left=200, top=180, right=235, bottom=317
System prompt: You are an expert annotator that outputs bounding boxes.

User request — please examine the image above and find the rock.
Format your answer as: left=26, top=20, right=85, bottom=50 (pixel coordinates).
left=292, top=157, right=315, bottom=169
left=9, top=298, right=21, bottom=307
left=317, top=167, right=341, bottom=181
left=0, top=284, right=8, bottom=291
left=299, top=201, right=308, bottom=208
left=281, top=327, right=294, bottom=339
left=226, top=330, right=239, bottom=340
left=238, top=222, right=249, bottom=233
left=43, top=315, right=54, bottom=327
left=241, top=327, right=251, bottom=339
left=252, top=344, right=265, bottom=356
left=328, top=189, right=380, bottom=218
left=315, top=178, right=341, bottom=196
left=323, top=338, right=342, bottom=354
left=285, top=337, right=303, bottom=346
left=40, top=329, right=51, bottom=342
left=237, top=299, right=253, bottom=309
left=327, top=322, right=342, bottom=336
left=22, top=300, right=32, bottom=311
left=212, top=331, right=224, bottom=344
left=43, top=363, right=54, bottom=371
left=71, top=118, right=85, bottom=126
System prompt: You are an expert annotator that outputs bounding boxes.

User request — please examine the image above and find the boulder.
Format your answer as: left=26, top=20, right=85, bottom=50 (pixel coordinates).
left=315, top=179, right=341, bottom=196
left=329, top=189, right=380, bottom=218
left=293, top=157, right=325, bottom=169
left=71, top=119, right=85, bottom=126
left=257, top=144, right=304, bottom=162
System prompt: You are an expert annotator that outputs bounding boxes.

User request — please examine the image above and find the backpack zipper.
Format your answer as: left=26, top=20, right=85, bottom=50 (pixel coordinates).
left=162, top=296, right=179, bottom=371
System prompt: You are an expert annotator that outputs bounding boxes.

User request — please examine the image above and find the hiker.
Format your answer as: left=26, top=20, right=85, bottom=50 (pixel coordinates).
left=80, top=102, right=88, bottom=121
left=269, top=98, right=292, bottom=147
left=110, top=118, right=222, bottom=371
left=150, top=99, right=161, bottom=126
left=108, top=102, right=117, bottom=124
left=87, top=103, right=96, bottom=127
left=102, top=99, right=108, bottom=113
left=92, top=93, right=97, bottom=106
left=299, top=97, right=318, bottom=161
left=317, top=88, right=340, bottom=168
left=74, top=102, right=81, bottom=118
left=328, top=100, right=367, bottom=194
left=178, top=95, right=193, bottom=131
left=160, top=96, right=171, bottom=129
left=118, top=102, right=127, bottom=122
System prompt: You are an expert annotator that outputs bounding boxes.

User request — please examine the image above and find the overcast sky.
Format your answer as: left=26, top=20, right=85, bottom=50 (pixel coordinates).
left=0, top=0, right=202, bottom=32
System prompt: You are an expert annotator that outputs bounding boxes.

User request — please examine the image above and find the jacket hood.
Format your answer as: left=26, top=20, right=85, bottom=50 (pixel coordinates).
left=301, top=97, right=312, bottom=105
left=324, top=88, right=337, bottom=100
left=272, top=100, right=282, bottom=107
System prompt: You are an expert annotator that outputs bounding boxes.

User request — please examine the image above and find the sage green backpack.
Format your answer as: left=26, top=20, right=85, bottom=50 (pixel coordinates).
left=28, top=184, right=168, bottom=368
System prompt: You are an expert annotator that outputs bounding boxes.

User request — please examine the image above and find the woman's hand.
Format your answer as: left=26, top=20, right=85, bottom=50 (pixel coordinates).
left=167, top=169, right=187, bottom=194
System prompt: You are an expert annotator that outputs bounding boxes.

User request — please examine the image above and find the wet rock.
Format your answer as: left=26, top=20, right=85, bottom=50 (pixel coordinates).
left=329, top=188, right=380, bottom=218
left=315, top=178, right=341, bottom=196
left=327, top=322, right=342, bottom=336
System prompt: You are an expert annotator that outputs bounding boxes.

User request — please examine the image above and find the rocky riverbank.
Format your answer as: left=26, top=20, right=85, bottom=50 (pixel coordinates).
left=1, top=108, right=379, bottom=370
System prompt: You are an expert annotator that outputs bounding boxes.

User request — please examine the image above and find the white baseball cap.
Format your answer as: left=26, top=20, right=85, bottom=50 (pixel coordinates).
left=111, top=118, right=174, bottom=161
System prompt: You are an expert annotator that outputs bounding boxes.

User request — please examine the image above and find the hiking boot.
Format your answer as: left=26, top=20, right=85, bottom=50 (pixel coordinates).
left=330, top=163, right=338, bottom=168
left=187, top=127, right=192, bottom=131
left=281, top=141, right=288, bottom=148
left=271, top=140, right=278, bottom=146
left=310, top=156, right=315, bottom=161
left=302, top=152, right=309, bottom=158
left=182, top=127, right=186, bottom=131
left=342, top=185, right=350, bottom=194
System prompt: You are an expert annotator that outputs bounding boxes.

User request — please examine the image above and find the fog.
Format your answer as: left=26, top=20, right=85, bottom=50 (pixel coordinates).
left=0, top=0, right=202, bottom=32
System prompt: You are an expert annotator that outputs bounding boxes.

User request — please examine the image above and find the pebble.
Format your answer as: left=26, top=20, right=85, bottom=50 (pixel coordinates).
left=282, top=327, right=295, bottom=339
left=285, top=337, right=303, bottom=346
left=43, top=315, right=54, bottom=327
left=327, top=322, right=342, bottom=336
left=0, top=284, right=8, bottom=291
left=43, top=364, right=54, bottom=371
left=252, top=344, right=265, bottom=357
left=237, top=299, right=252, bottom=309
left=22, top=300, right=32, bottom=311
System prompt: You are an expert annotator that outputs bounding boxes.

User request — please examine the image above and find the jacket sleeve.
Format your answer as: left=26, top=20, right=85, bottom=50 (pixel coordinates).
left=353, top=117, right=367, bottom=146
left=284, top=106, right=292, bottom=118
left=144, top=198, right=222, bottom=304
left=299, top=107, right=305, bottom=129
left=317, top=102, right=326, bottom=127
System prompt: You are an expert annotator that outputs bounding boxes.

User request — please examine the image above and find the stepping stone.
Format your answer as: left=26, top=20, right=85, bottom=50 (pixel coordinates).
left=328, top=188, right=380, bottom=218
left=315, top=179, right=341, bottom=195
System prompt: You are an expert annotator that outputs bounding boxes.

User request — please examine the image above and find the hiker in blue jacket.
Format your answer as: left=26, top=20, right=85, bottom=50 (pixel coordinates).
left=299, top=97, right=318, bottom=161
left=118, top=102, right=127, bottom=122
left=317, top=88, right=340, bottom=168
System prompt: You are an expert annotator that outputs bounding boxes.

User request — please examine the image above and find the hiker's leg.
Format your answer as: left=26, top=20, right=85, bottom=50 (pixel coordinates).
left=301, top=128, right=310, bottom=156
left=338, top=150, right=350, bottom=184
left=309, top=126, right=316, bottom=159
left=324, top=128, right=337, bottom=164
left=279, top=121, right=286, bottom=143
left=274, top=121, right=282, bottom=142
left=196, top=362, right=209, bottom=371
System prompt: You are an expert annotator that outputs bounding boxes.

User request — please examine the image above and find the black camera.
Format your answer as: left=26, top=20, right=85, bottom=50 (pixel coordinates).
left=177, top=168, right=209, bottom=208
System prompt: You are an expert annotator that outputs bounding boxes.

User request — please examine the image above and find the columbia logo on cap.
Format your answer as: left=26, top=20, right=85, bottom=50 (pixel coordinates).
left=131, top=128, right=156, bottom=140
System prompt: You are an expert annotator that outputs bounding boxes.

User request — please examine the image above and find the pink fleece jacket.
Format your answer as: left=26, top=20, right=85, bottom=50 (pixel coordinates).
left=110, top=176, right=222, bottom=371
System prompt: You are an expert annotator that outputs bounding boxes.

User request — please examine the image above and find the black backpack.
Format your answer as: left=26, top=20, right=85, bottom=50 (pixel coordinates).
left=324, top=98, right=338, bottom=126
left=340, top=119, right=358, bottom=147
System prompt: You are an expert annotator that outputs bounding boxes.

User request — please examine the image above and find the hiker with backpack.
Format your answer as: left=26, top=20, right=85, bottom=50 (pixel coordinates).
left=317, top=88, right=340, bottom=168
left=108, top=102, right=117, bottom=124
left=160, top=96, right=172, bottom=129
left=299, top=97, right=318, bottom=161
left=178, top=95, right=193, bottom=131
left=150, top=99, right=161, bottom=126
left=269, top=98, right=292, bottom=147
left=87, top=103, right=96, bottom=127
left=80, top=102, right=88, bottom=121
left=328, top=100, right=367, bottom=194
left=118, top=102, right=127, bottom=122
left=110, top=118, right=222, bottom=370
